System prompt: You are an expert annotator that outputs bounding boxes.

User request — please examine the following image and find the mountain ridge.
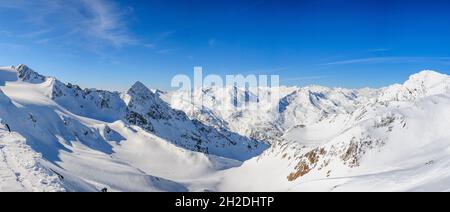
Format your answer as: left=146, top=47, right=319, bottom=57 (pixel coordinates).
left=1, top=64, right=450, bottom=191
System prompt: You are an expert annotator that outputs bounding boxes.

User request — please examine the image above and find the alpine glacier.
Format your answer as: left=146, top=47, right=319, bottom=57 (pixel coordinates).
left=1, top=64, right=450, bottom=192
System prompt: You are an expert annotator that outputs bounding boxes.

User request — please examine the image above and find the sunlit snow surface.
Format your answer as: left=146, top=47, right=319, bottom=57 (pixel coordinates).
left=1, top=65, right=450, bottom=191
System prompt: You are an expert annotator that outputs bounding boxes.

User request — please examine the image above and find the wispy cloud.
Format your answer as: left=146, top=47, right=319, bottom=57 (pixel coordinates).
left=241, top=67, right=290, bottom=75
left=369, top=48, right=392, bottom=53
left=0, top=0, right=136, bottom=49
left=144, top=43, right=156, bottom=49
left=80, top=0, right=136, bottom=47
left=32, top=30, right=76, bottom=45
left=0, top=1, right=183, bottom=56
left=0, top=30, right=12, bottom=37
left=321, top=56, right=450, bottom=66
left=208, top=38, right=217, bottom=47
left=156, top=48, right=178, bottom=54
left=22, top=29, right=53, bottom=38
left=282, top=75, right=329, bottom=82
left=144, top=31, right=178, bottom=53
left=0, top=42, right=28, bottom=51
left=155, top=31, right=176, bottom=42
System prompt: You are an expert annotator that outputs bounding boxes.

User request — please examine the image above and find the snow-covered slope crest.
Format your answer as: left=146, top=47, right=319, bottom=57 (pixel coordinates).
left=167, top=70, right=449, bottom=144
left=8, top=65, right=267, bottom=161
left=378, top=70, right=450, bottom=102
left=0, top=88, right=63, bottom=191
left=167, top=83, right=376, bottom=144
left=0, top=129, right=65, bottom=192
left=217, top=71, right=450, bottom=192
left=2, top=64, right=450, bottom=192
left=0, top=80, right=183, bottom=191
left=0, top=65, right=262, bottom=191
left=123, top=81, right=267, bottom=161
left=15, top=64, right=47, bottom=84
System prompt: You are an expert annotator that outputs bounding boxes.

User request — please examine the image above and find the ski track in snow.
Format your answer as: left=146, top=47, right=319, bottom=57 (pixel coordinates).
left=0, top=140, right=26, bottom=192
left=0, top=131, right=64, bottom=192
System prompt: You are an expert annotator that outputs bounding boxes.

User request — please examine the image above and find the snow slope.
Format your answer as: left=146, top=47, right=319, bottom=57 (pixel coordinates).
left=0, top=129, right=64, bottom=192
left=1, top=64, right=450, bottom=192
left=167, top=85, right=379, bottom=143
left=0, top=65, right=251, bottom=191
left=216, top=71, right=450, bottom=191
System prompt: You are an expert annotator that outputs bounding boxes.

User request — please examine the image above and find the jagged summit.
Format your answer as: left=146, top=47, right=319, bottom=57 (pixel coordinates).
left=15, top=64, right=30, bottom=70
left=14, top=64, right=47, bottom=83
left=128, top=81, right=150, bottom=94
left=126, top=81, right=157, bottom=104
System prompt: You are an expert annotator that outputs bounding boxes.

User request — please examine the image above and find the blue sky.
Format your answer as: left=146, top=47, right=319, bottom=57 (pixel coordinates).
left=1, top=0, right=450, bottom=91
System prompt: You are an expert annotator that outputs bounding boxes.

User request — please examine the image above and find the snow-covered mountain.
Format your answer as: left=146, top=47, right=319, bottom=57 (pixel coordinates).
left=0, top=65, right=264, bottom=191
left=215, top=70, right=450, bottom=191
left=167, top=70, right=450, bottom=191
left=167, top=83, right=378, bottom=142
left=1, top=65, right=450, bottom=191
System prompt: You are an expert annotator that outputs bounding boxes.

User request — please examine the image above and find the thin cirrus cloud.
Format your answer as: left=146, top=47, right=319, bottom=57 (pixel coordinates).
left=156, top=48, right=179, bottom=54
left=369, top=48, right=392, bottom=53
left=0, top=42, right=28, bottom=51
left=80, top=0, right=136, bottom=47
left=240, top=67, right=290, bottom=75
left=0, top=30, right=12, bottom=37
left=0, top=0, right=136, bottom=49
left=208, top=38, right=217, bottom=48
left=320, top=57, right=450, bottom=66
left=282, top=75, right=329, bottom=82
left=22, top=29, right=53, bottom=39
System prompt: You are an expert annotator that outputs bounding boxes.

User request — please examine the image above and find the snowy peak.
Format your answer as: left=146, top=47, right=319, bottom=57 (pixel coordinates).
left=404, top=70, right=449, bottom=88
left=125, top=81, right=161, bottom=110
left=379, top=70, right=450, bottom=102
left=408, top=70, right=448, bottom=80
left=129, top=81, right=150, bottom=94
left=127, top=81, right=156, bottom=101
left=126, top=82, right=165, bottom=114
left=14, top=64, right=46, bottom=83
left=3, top=63, right=450, bottom=191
